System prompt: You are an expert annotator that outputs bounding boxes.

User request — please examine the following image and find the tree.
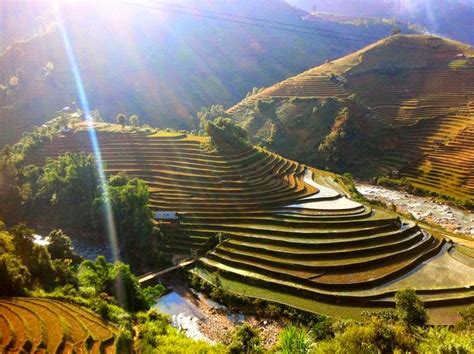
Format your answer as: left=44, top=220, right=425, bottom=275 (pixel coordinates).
left=105, top=262, right=149, bottom=312
left=391, top=27, right=402, bottom=36
left=0, top=150, right=23, bottom=221
left=116, top=113, right=127, bottom=131
left=0, top=230, right=30, bottom=296
left=0, top=253, right=30, bottom=296
left=47, top=229, right=80, bottom=262
left=129, top=115, right=139, bottom=127
left=94, top=173, right=157, bottom=267
left=9, top=225, right=55, bottom=289
left=91, top=110, right=104, bottom=123
left=205, top=117, right=249, bottom=151
left=78, top=256, right=162, bottom=312
left=33, top=152, right=100, bottom=229
left=194, top=105, right=230, bottom=134
left=395, top=289, right=428, bottom=327
left=9, top=224, right=35, bottom=262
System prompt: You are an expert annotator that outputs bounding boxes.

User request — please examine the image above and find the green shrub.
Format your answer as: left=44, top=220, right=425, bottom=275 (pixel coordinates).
left=115, top=328, right=133, bottom=354
left=418, top=327, right=474, bottom=353
left=276, top=325, right=314, bottom=354
left=455, top=305, right=474, bottom=332
left=314, top=317, right=415, bottom=354
left=395, top=289, right=427, bottom=327
left=134, top=309, right=224, bottom=353
left=228, top=323, right=263, bottom=354
left=312, top=317, right=335, bottom=341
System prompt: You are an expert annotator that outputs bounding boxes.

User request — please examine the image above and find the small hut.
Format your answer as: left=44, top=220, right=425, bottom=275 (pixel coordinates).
left=154, top=211, right=179, bottom=228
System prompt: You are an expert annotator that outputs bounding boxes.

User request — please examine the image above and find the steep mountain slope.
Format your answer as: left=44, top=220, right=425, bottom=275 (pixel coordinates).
left=229, top=35, right=474, bottom=205
left=0, top=0, right=414, bottom=146
left=287, top=0, right=474, bottom=45
left=19, top=125, right=474, bottom=321
left=0, top=2, right=55, bottom=52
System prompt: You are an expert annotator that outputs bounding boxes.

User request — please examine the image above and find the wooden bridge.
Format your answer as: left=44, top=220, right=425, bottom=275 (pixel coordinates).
left=138, top=258, right=197, bottom=284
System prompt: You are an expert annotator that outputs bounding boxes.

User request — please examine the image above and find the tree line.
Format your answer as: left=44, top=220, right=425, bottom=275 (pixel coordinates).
left=0, top=129, right=167, bottom=271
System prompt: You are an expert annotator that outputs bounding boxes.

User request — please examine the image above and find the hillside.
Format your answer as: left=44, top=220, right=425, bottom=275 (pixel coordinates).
left=0, top=297, right=118, bottom=352
left=0, top=0, right=415, bottom=146
left=229, top=35, right=474, bottom=206
left=20, top=124, right=474, bottom=321
left=0, top=2, right=55, bottom=52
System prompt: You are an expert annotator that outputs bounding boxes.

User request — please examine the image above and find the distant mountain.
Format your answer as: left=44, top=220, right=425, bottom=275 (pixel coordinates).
left=0, top=0, right=414, bottom=146
left=0, top=2, right=56, bottom=52
left=229, top=35, right=474, bottom=205
left=286, top=0, right=474, bottom=45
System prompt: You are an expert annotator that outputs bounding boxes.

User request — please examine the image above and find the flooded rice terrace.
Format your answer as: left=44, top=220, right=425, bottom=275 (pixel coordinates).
left=355, top=183, right=473, bottom=237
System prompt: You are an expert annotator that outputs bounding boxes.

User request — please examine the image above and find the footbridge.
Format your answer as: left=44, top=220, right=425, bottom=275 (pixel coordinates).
left=138, top=258, right=197, bottom=284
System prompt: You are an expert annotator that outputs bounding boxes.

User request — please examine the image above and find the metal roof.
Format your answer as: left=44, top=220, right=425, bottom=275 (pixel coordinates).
left=154, top=211, right=178, bottom=220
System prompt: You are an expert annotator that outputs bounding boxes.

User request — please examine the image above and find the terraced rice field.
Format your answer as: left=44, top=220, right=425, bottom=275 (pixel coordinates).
left=346, top=69, right=474, bottom=200
left=227, top=75, right=348, bottom=114
left=228, top=35, right=474, bottom=202
left=0, top=298, right=118, bottom=353
left=23, top=130, right=474, bottom=318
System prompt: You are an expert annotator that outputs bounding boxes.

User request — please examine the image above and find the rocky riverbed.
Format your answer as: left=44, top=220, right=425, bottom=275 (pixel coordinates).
left=355, top=183, right=473, bottom=237
left=154, top=274, right=284, bottom=348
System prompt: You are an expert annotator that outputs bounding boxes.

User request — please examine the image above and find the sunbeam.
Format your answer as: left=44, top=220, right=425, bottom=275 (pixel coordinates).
left=53, top=3, right=121, bottom=264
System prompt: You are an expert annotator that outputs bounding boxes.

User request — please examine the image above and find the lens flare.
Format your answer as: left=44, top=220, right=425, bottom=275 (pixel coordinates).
left=54, top=3, right=121, bottom=264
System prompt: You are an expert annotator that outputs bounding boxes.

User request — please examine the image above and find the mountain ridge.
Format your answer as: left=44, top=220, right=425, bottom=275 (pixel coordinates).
left=0, top=0, right=415, bottom=146
left=228, top=35, right=474, bottom=205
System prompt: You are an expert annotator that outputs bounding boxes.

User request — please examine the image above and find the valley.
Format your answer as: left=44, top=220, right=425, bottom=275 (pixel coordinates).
left=1, top=1, right=473, bottom=352
left=21, top=126, right=474, bottom=321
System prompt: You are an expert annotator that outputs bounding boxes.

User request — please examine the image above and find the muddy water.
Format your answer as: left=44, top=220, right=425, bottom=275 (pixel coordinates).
left=355, top=183, right=473, bottom=237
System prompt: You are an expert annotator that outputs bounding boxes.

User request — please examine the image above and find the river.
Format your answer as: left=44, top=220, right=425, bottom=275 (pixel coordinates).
left=153, top=274, right=283, bottom=347
left=355, top=183, right=473, bottom=237
left=153, top=289, right=247, bottom=343
left=33, top=234, right=113, bottom=261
